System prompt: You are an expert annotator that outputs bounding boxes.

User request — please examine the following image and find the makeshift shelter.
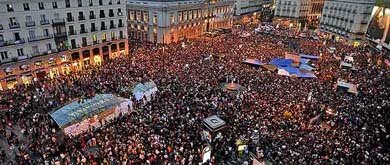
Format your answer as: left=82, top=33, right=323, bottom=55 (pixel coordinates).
left=203, top=115, right=226, bottom=132
left=262, top=64, right=277, bottom=72
left=300, top=54, right=320, bottom=60
left=300, top=63, right=315, bottom=71
left=337, top=80, right=358, bottom=94
left=285, top=52, right=301, bottom=63
left=270, top=58, right=293, bottom=67
left=50, top=94, right=132, bottom=136
left=132, top=80, right=158, bottom=101
left=242, top=59, right=263, bottom=66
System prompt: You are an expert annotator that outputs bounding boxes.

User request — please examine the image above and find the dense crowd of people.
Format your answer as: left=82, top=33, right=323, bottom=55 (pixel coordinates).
left=0, top=23, right=389, bottom=164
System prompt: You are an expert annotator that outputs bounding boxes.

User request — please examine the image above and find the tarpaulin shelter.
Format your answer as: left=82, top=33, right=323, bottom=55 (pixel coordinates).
left=300, top=58, right=310, bottom=64
left=50, top=94, right=132, bottom=136
left=285, top=52, right=301, bottom=63
left=300, top=63, right=315, bottom=71
left=132, top=80, right=158, bottom=101
left=242, top=59, right=263, bottom=66
left=337, top=79, right=358, bottom=94
left=270, top=58, right=293, bottom=67
left=262, top=64, right=277, bottom=72
left=300, top=54, right=320, bottom=60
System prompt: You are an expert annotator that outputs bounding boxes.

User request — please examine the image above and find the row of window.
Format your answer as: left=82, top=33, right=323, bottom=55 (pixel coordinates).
left=0, top=31, right=125, bottom=61
left=67, top=19, right=124, bottom=34
left=0, top=19, right=124, bottom=44
left=129, top=6, right=231, bottom=24
left=5, top=0, right=121, bottom=12
left=66, top=8, right=123, bottom=22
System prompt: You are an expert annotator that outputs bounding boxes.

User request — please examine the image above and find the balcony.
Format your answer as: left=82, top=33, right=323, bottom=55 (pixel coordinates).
left=28, top=34, right=53, bottom=42
left=79, top=15, right=86, bottom=21
left=110, top=24, right=116, bottom=29
left=67, top=16, right=74, bottom=22
left=68, top=30, right=77, bottom=35
left=54, top=32, right=67, bottom=37
left=25, top=21, right=36, bottom=27
left=9, top=23, right=21, bottom=29
left=40, top=19, right=50, bottom=25
left=80, top=28, right=88, bottom=34
left=0, top=38, right=25, bottom=47
left=109, top=13, right=115, bottom=17
left=91, top=27, right=97, bottom=32
left=101, top=26, right=107, bottom=30
left=90, top=14, right=96, bottom=19
left=100, top=14, right=105, bottom=18
left=118, top=23, right=124, bottom=28
left=120, top=35, right=125, bottom=39
left=52, top=18, right=65, bottom=24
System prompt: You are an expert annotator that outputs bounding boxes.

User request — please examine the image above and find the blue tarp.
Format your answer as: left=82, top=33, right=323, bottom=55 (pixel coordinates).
left=279, top=66, right=300, bottom=74
left=270, top=59, right=293, bottom=67
left=50, top=94, right=127, bottom=128
left=300, top=63, right=315, bottom=71
left=300, top=54, right=320, bottom=60
left=296, top=72, right=317, bottom=78
left=300, top=58, right=310, bottom=64
left=243, top=59, right=263, bottom=66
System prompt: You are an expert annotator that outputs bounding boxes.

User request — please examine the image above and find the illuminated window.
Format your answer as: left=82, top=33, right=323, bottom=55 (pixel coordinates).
left=178, top=12, right=182, bottom=22
left=111, top=32, right=115, bottom=39
left=92, top=34, right=97, bottom=42
left=170, top=14, right=174, bottom=25
left=102, top=33, right=106, bottom=42
left=153, top=15, right=157, bottom=24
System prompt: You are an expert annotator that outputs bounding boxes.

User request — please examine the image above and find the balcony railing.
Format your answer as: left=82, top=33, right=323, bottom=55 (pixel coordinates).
left=54, top=32, right=67, bottom=37
left=67, top=16, right=74, bottom=22
left=79, top=15, right=86, bottom=21
left=90, top=14, right=96, bottom=19
left=9, top=23, right=21, bottom=29
left=68, top=30, right=77, bottom=35
left=109, top=13, right=115, bottom=17
left=25, top=21, right=36, bottom=27
left=0, top=38, right=25, bottom=47
left=101, top=26, right=107, bottom=30
left=91, top=27, right=97, bottom=32
left=40, top=19, right=50, bottom=25
left=52, top=18, right=65, bottom=24
left=118, top=23, right=124, bottom=28
left=110, top=24, right=116, bottom=29
left=28, top=34, right=53, bottom=42
left=100, top=14, right=105, bottom=18
left=80, top=28, right=88, bottom=34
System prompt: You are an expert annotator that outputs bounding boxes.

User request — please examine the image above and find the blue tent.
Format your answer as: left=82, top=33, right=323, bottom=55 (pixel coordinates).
left=296, top=72, right=317, bottom=78
left=243, top=59, right=263, bottom=66
left=279, top=66, right=300, bottom=74
left=300, top=54, right=320, bottom=60
left=300, top=58, right=310, bottom=64
left=50, top=94, right=128, bottom=128
left=300, top=63, right=315, bottom=71
left=270, top=59, right=293, bottom=67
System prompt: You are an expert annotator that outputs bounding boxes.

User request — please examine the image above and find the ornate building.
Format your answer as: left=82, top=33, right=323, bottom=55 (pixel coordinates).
left=127, top=0, right=234, bottom=43
left=0, top=0, right=129, bottom=90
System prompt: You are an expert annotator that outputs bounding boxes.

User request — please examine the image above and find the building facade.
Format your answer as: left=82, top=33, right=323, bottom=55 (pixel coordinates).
left=273, top=0, right=310, bottom=28
left=319, top=0, right=375, bottom=42
left=0, top=0, right=128, bottom=90
left=233, top=0, right=273, bottom=23
left=366, top=0, right=390, bottom=51
left=127, top=0, right=234, bottom=43
left=307, top=0, right=324, bottom=27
